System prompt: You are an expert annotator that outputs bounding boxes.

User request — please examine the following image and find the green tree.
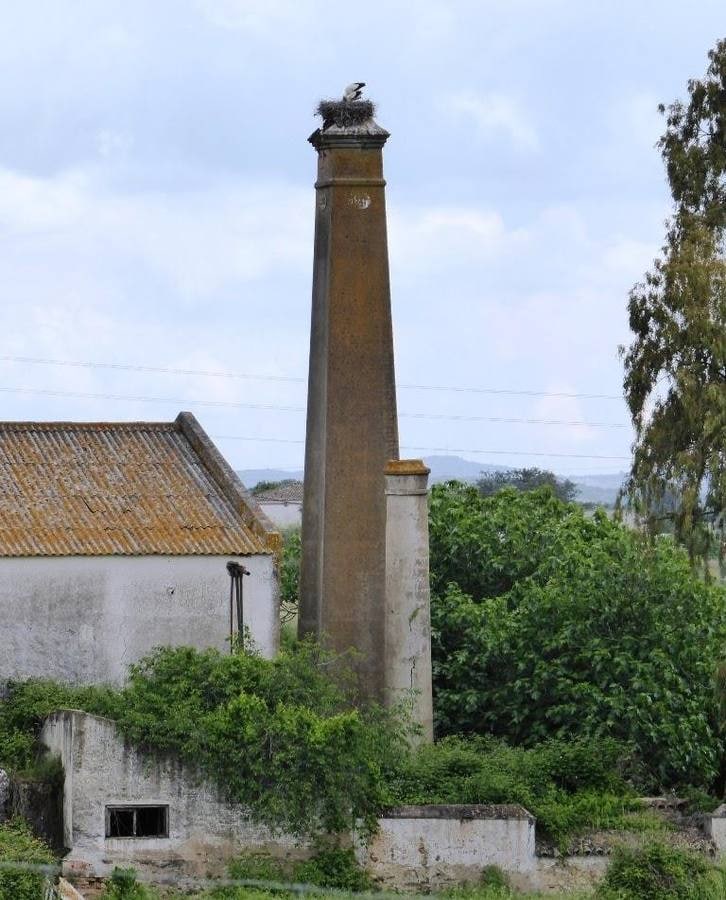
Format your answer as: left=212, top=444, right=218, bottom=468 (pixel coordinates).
left=429, top=483, right=726, bottom=788
left=477, top=467, right=578, bottom=503
left=621, top=39, right=726, bottom=564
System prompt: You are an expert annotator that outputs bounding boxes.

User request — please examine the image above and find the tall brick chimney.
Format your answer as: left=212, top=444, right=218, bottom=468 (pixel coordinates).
left=298, top=95, right=399, bottom=701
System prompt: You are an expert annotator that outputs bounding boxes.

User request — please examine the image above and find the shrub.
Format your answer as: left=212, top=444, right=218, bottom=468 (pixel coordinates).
left=292, top=847, right=372, bottom=892
left=387, top=735, right=667, bottom=849
left=226, top=846, right=372, bottom=895
left=227, top=852, right=286, bottom=885
left=1, top=642, right=408, bottom=840
left=0, top=818, right=56, bottom=900
left=597, top=841, right=726, bottom=899
left=100, top=867, right=158, bottom=899
left=430, top=483, right=726, bottom=789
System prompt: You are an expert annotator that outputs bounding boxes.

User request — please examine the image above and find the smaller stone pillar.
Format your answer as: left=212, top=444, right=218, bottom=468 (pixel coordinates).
left=384, top=460, right=434, bottom=743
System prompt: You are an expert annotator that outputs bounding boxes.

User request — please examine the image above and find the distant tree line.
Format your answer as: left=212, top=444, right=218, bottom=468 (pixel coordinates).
left=476, top=467, right=578, bottom=503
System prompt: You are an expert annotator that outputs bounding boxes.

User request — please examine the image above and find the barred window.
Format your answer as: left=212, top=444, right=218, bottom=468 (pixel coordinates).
left=106, top=805, right=168, bottom=838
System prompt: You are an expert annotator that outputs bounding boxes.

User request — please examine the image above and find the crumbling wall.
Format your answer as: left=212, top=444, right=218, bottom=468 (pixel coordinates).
left=41, top=712, right=537, bottom=887
left=41, top=711, right=305, bottom=882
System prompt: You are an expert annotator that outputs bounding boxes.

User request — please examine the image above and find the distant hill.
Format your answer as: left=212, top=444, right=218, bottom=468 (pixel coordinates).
left=562, top=472, right=627, bottom=506
left=423, top=455, right=510, bottom=483
left=237, top=457, right=628, bottom=508
left=236, top=456, right=507, bottom=490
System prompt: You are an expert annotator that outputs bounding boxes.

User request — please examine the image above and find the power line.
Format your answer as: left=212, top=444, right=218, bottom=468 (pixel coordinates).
left=0, top=354, right=626, bottom=401
left=0, top=386, right=631, bottom=429
left=211, top=434, right=631, bottom=462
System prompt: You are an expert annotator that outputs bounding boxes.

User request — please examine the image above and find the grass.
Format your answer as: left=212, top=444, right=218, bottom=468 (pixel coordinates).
left=0, top=818, right=57, bottom=900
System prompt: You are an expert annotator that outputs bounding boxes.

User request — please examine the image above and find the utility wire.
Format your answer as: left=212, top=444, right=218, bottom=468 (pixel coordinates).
left=210, top=434, right=631, bottom=462
left=0, top=386, right=630, bottom=429
left=0, top=355, right=626, bottom=401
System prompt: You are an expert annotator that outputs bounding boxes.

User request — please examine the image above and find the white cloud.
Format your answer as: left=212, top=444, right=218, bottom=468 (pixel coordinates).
left=0, top=166, right=311, bottom=300
left=532, top=391, right=597, bottom=446
left=193, top=0, right=312, bottom=34
left=0, top=165, right=638, bottom=468
left=442, top=90, right=539, bottom=151
left=602, top=237, right=658, bottom=278
left=389, top=205, right=528, bottom=274
left=96, top=130, right=135, bottom=161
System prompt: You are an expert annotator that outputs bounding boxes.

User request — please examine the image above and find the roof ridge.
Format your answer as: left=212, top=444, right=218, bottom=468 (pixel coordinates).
left=175, top=412, right=281, bottom=554
left=0, top=421, right=176, bottom=431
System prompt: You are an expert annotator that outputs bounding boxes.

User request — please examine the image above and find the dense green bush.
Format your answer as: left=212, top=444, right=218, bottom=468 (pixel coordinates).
left=0, top=642, right=407, bottom=840
left=0, top=818, right=56, bottom=900
left=429, top=482, right=726, bottom=789
left=596, top=841, right=726, bottom=899
left=388, top=735, right=664, bottom=849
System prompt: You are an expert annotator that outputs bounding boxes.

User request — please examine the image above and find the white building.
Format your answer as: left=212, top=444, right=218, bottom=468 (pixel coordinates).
left=255, top=481, right=303, bottom=528
left=0, top=412, right=280, bottom=686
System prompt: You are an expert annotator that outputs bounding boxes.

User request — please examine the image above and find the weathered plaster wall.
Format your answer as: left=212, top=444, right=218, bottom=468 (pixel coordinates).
left=41, top=713, right=537, bottom=887
left=41, top=711, right=304, bottom=881
left=1, top=554, right=278, bottom=685
left=359, top=805, right=535, bottom=891
left=44, top=713, right=679, bottom=894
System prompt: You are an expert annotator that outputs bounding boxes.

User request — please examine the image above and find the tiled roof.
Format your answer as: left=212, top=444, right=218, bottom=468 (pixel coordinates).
left=255, top=481, right=304, bottom=504
left=0, top=412, right=279, bottom=557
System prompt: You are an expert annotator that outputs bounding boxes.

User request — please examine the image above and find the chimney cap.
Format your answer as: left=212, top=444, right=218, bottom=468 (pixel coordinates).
left=309, top=98, right=389, bottom=150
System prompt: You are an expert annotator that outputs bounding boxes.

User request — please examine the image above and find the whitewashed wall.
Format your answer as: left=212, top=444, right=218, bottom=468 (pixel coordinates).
left=258, top=502, right=302, bottom=529
left=42, top=712, right=536, bottom=887
left=0, top=554, right=278, bottom=685
left=42, top=711, right=305, bottom=882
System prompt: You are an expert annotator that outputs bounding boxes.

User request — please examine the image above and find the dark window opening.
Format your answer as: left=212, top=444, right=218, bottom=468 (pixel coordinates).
left=106, top=805, right=168, bottom=839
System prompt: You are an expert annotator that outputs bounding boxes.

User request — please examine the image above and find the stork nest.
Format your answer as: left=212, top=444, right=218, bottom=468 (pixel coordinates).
left=316, top=99, right=376, bottom=130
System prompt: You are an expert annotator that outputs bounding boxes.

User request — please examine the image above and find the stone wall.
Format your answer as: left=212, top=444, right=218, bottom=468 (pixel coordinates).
left=0, top=554, right=278, bottom=685
left=7, top=777, right=64, bottom=852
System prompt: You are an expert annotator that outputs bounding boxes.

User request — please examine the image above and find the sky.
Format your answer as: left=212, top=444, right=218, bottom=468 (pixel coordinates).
left=0, top=1, right=723, bottom=477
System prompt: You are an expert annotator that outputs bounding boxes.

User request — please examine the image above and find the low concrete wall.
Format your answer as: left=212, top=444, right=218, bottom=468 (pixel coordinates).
left=362, top=804, right=535, bottom=891
left=51, top=712, right=719, bottom=894
left=41, top=712, right=539, bottom=888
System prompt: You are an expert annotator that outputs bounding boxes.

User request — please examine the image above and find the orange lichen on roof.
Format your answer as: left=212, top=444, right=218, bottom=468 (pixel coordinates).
left=0, top=414, right=277, bottom=557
